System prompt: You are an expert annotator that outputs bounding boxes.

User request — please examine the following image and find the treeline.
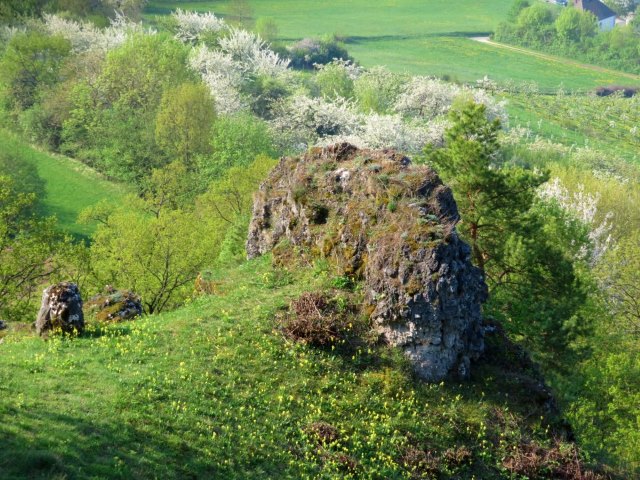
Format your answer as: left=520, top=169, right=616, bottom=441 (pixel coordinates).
left=494, top=0, right=640, bottom=75
left=0, top=0, right=146, bottom=23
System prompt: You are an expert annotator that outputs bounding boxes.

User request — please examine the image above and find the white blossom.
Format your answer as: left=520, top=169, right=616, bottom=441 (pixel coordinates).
left=394, top=76, right=507, bottom=124
left=42, top=12, right=152, bottom=53
left=188, top=27, right=289, bottom=114
left=321, top=114, right=445, bottom=152
left=538, top=178, right=614, bottom=264
left=0, top=25, right=24, bottom=43
left=395, top=76, right=458, bottom=120
left=172, top=9, right=227, bottom=43
left=218, top=28, right=289, bottom=77
left=189, top=45, right=245, bottom=114
left=271, top=93, right=445, bottom=153
left=314, top=59, right=363, bottom=81
left=270, top=95, right=361, bottom=149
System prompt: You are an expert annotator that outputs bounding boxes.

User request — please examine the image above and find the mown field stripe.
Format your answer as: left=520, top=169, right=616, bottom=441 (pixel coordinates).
left=471, top=37, right=640, bottom=82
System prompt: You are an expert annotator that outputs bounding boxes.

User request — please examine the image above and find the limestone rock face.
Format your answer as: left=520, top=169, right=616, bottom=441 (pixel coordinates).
left=366, top=237, right=486, bottom=381
left=247, top=144, right=487, bottom=381
left=246, top=144, right=488, bottom=381
left=86, top=287, right=143, bottom=322
left=35, top=282, right=84, bottom=336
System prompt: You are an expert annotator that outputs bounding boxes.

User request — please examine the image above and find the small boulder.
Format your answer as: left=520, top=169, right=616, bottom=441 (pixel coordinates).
left=0, top=320, right=7, bottom=330
left=35, top=282, right=84, bottom=336
left=85, top=288, right=143, bottom=322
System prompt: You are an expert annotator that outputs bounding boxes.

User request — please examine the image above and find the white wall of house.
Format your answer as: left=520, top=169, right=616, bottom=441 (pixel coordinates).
left=598, top=16, right=616, bottom=31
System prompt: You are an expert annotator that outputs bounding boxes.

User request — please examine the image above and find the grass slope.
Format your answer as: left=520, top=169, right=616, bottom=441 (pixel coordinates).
left=506, top=93, right=640, bottom=164
left=145, top=0, right=640, bottom=89
left=0, top=256, right=592, bottom=479
left=0, top=129, right=129, bottom=238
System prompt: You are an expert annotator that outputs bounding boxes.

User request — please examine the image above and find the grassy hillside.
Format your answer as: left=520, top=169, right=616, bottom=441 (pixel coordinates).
left=145, top=0, right=640, bottom=89
left=0, top=129, right=129, bottom=238
left=0, top=256, right=603, bottom=479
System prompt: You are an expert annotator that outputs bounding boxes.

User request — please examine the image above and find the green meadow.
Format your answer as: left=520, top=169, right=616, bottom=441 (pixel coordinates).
left=0, top=129, right=129, bottom=238
left=0, top=256, right=580, bottom=479
left=145, top=0, right=640, bottom=89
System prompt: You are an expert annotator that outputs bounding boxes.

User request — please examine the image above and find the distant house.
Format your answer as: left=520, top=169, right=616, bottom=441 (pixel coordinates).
left=574, top=0, right=617, bottom=31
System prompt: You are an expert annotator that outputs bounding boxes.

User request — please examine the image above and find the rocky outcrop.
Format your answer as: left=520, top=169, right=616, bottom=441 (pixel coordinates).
left=85, top=287, right=143, bottom=322
left=35, top=282, right=84, bottom=336
left=246, top=143, right=487, bottom=381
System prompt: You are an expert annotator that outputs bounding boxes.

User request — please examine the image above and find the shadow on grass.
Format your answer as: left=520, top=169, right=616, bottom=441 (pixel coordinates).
left=277, top=31, right=493, bottom=44
left=0, top=409, right=223, bottom=480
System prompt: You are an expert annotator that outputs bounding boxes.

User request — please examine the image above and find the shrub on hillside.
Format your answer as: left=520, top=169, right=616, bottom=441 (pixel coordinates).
left=286, top=37, right=352, bottom=70
left=278, top=292, right=360, bottom=346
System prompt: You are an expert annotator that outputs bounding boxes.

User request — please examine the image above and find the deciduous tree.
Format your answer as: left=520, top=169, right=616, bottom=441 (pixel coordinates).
left=0, top=32, right=70, bottom=110
left=155, top=82, right=216, bottom=167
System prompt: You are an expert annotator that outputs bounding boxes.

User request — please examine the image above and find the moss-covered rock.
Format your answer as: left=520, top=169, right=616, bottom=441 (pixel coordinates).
left=247, top=143, right=487, bottom=381
left=85, top=288, right=143, bottom=323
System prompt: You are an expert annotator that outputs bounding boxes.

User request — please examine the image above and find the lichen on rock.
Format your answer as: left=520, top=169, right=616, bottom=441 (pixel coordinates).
left=246, top=143, right=487, bottom=381
left=35, top=282, right=84, bottom=336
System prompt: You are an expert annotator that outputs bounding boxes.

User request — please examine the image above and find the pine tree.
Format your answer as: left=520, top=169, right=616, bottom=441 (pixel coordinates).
left=426, top=99, right=546, bottom=275
left=424, top=99, right=588, bottom=363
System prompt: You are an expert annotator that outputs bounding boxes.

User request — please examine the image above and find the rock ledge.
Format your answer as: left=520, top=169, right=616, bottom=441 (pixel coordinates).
left=247, top=144, right=487, bottom=381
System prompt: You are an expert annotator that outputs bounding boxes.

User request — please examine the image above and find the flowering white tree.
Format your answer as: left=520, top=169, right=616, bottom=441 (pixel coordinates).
left=270, top=92, right=448, bottom=153
left=189, top=45, right=246, bottom=114
left=270, top=94, right=361, bottom=149
left=394, top=76, right=507, bottom=124
left=172, top=9, right=227, bottom=43
left=186, top=24, right=290, bottom=114
left=538, top=178, right=614, bottom=264
left=218, top=27, right=290, bottom=77
left=43, top=12, right=151, bottom=53
left=318, top=114, right=446, bottom=152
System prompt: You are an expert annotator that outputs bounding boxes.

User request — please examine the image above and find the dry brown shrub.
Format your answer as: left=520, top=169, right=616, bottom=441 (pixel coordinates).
left=443, top=445, right=473, bottom=467
left=279, top=292, right=355, bottom=346
left=401, top=446, right=441, bottom=478
left=330, top=452, right=359, bottom=473
left=306, top=421, right=340, bottom=446
left=503, top=441, right=609, bottom=479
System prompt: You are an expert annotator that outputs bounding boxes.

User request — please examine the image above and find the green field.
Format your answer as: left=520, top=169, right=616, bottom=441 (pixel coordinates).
left=0, top=130, right=129, bottom=238
left=349, top=37, right=640, bottom=89
left=145, top=0, right=504, bottom=36
left=0, top=256, right=585, bottom=479
left=145, top=0, right=640, bottom=89
left=505, top=93, right=640, bottom=164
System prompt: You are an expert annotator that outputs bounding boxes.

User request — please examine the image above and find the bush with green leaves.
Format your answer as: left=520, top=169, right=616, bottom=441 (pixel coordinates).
left=155, top=82, right=216, bottom=167
left=81, top=162, right=213, bottom=314
left=315, top=60, right=357, bottom=100
left=60, top=34, right=195, bottom=183
left=0, top=175, right=63, bottom=321
left=286, top=37, right=352, bottom=70
left=197, top=114, right=276, bottom=184
left=0, top=31, right=71, bottom=112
